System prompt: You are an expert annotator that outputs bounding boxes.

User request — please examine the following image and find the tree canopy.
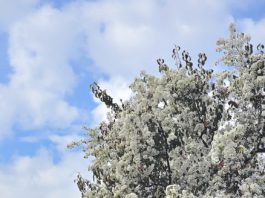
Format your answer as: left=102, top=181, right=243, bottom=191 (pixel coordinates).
left=69, top=24, right=265, bottom=198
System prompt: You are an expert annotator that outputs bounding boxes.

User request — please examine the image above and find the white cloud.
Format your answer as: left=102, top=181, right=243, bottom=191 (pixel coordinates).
left=79, top=0, right=234, bottom=79
left=0, top=0, right=40, bottom=32
left=0, top=138, right=91, bottom=198
left=0, top=5, right=85, bottom=138
left=238, top=18, right=265, bottom=45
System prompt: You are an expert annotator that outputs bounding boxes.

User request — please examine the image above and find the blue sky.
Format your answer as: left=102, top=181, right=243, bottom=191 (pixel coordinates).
left=0, top=0, right=265, bottom=197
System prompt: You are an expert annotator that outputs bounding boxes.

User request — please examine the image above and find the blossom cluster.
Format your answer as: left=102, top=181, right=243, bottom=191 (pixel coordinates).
left=71, top=24, right=265, bottom=198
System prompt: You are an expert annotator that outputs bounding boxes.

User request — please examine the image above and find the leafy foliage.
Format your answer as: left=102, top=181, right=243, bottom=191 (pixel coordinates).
left=69, top=24, right=265, bottom=198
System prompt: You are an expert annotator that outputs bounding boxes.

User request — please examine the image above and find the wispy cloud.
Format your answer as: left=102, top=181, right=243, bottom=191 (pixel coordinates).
left=0, top=139, right=91, bottom=198
left=0, top=0, right=40, bottom=31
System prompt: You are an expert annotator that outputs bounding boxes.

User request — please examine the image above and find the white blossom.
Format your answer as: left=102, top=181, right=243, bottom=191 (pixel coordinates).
left=71, top=24, right=265, bottom=197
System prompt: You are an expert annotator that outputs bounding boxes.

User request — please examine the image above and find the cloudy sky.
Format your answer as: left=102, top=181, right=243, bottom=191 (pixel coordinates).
left=0, top=0, right=265, bottom=197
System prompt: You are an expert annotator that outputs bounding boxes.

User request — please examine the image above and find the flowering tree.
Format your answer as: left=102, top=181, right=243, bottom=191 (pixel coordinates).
left=69, top=24, right=265, bottom=198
